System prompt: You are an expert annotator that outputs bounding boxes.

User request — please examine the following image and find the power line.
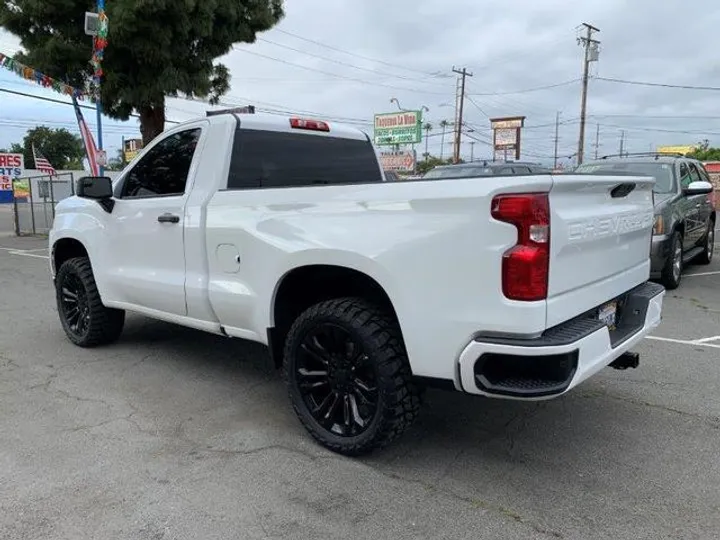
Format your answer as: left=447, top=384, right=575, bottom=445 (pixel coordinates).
left=273, top=29, right=449, bottom=79
left=232, top=47, right=450, bottom=95
left=0, top=86, right=181, bottom=124
left=256, top=38, right=450, bottom=86
left=467, top=79, right=580, bottom=96
left=595, top=76, right=720, bottom=91
left=465, top=95, right=489, bottom=118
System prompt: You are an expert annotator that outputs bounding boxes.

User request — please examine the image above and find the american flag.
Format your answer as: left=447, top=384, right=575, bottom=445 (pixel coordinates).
left=71, top=95, right=100, bottom=176
left=31, top=144, right=57, bottom=176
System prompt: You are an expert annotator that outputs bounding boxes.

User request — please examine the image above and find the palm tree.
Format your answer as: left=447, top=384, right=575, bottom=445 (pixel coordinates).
left=439, top=120, right=450, bottom=160
left=423, top=122, right=433, bottom=162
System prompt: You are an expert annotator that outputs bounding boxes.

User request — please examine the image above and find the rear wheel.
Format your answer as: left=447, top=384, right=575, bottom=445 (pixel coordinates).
left=697, top=221, right=715, bottom=265
left=55, top=257, right=125, bottom=347
left=283, top=297, right=421, bottom=456
left=660, top=231, right=683, bottom=290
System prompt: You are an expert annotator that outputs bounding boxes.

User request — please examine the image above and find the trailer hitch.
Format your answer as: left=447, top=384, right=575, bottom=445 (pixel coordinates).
left=610, top=351, right=640, bottom=370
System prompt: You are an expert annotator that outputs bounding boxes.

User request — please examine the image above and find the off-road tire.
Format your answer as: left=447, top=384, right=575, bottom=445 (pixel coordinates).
left=697, top=220, right=715, bottom=265
left=660, top=231, right=683, bottom=290
left=55, top=257, right=125, bottom=347
left=283, top=297, right=422, bottom=456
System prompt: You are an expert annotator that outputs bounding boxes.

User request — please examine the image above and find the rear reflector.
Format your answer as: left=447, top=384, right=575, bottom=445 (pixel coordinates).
left=491, top=193, right=550, bottom=301
left=290, top=118, right=330, bottom=132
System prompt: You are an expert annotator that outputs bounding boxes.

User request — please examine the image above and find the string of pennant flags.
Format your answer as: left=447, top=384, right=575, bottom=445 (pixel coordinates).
left=90, top=8, right=109, bottom=89
left=0, top=52, right=95, bottom=102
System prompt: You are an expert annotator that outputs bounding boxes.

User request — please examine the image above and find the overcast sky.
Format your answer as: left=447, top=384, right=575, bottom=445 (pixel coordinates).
left=2, top=0, right=720, bottom=167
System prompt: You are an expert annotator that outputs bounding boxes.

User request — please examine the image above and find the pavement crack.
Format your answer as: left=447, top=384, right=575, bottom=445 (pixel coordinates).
left=54, top=388, right=114, bottom=408
left=191, top=444, right=333, bottom=464
left=580, top=390, right=720, bottom=425
left=373, top=468, right=563, bottom=538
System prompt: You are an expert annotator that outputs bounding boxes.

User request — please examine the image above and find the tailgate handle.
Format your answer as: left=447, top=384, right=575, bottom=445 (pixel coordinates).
left=610, top=183, right=636, bottom=198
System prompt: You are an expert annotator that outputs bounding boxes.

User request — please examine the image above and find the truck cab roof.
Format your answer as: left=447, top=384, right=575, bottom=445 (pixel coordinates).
left=200, top=109, right=370, bottom=142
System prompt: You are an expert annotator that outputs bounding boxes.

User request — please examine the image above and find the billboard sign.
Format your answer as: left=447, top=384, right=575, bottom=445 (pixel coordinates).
left=374, top=110, right=422, bottom=146
left=379, top=150, right=417, bottom=172
left=0, top=153, right=25, bottom=201
left=490, top=116, right=526, bottom=160
left=123, top=138, right=144, bottom=162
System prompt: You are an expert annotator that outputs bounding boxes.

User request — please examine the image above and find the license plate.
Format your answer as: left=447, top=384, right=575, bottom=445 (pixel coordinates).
left=598, top=301, right=618, bottom=330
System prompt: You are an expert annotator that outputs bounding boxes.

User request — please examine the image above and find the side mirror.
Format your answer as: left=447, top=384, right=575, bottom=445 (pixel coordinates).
left=77, top=176, right=113, bottom=199
left=76, top=176, right=114, bottom=213
left=683, top=180, right=714, bottom=197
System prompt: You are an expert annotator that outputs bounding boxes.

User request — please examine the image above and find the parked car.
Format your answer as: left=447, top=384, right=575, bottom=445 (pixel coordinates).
left=422, top=160, right=551, bottom=179
left=575, top=153, right=715, bottom=289
left=49, top=112, right=663, bottom=455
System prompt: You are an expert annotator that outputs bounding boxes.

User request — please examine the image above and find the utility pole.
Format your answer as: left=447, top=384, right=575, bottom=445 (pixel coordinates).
left=594, top=123, right=600, bottom=159
left=618, top=130, right=625, bottom=157
left=576, top=23, right=600, bottom=165
left=452, top=66, right=473, bottom=164
left=470, top=141, right=475, bottom=162
left=553, top=111, right=560, bottom=169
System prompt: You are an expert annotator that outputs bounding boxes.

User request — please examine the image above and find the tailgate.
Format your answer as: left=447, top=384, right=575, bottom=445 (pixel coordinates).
left=546, top=174, right=655, bottom=326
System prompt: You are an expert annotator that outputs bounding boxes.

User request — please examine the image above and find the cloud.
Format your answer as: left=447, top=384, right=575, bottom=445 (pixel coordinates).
left=2, top=0, right=720, bottom=164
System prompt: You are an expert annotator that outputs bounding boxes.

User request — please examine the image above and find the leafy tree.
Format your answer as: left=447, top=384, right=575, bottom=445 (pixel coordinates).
left=5, top=127, right=85, bottom=169
left=687, top=140, right=720, bottom=161
left=105, top=148, right=126, bottom=171
left=416, top=155, right=456, bottom=175
left=1, top=1, right=284, bottom=145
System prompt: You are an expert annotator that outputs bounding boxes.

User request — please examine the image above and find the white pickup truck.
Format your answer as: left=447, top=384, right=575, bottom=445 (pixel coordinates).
left=49, top=110, right=665, bottom=455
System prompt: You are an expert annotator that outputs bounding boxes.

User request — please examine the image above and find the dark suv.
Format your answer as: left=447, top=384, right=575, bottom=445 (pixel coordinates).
left=575, top=154, right=716, bottom=289
left=422, top=160, right=551, bottom=179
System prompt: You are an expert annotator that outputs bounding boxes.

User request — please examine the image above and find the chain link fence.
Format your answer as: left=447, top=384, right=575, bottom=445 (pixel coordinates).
left=12, top=173, right=75, bottom=235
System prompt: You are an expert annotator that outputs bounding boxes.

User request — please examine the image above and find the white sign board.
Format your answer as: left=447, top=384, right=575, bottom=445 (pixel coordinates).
left=0, top=153, right=24, bottom=191
left=379, top=150, right=416, bottom=172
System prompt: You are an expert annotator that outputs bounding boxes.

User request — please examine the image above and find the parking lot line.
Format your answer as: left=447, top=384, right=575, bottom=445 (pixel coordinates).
left=695, top=335, right=720, bottom=343
left=684, top=270, right=720, bottom=278
left=0, top=247, right=49, bottom=259
left=646, top=335, right=720, bottom=349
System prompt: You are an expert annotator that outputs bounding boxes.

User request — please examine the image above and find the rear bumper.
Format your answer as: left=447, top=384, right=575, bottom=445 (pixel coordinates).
left=457, top=282, right=665, bottom=400
left=649, top=234, right=671, bottom=278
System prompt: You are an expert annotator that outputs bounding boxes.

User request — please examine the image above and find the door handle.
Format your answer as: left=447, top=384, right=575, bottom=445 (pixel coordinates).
left=157, top=213, right=180, bottom=224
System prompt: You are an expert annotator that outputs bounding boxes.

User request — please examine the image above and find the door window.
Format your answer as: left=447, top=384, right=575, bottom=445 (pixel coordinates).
left=678, top=162, right=693, bottom=188
left=687, top=163, right=703, bottom=185
left=121, top=128, right=201, bottom=198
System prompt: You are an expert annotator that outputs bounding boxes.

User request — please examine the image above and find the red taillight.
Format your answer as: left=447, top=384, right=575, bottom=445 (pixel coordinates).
left=491, top=193, right=550, bottom=301
left=289, top=118, right=330, bottom=132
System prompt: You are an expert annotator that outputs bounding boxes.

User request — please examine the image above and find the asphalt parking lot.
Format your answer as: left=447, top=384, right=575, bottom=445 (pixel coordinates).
left=1, top=234, right=719, bottom=540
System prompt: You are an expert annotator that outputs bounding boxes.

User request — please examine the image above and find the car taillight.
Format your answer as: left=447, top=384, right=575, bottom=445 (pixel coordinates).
left=491, top=193, right=550, bottom=301
left=290, top=118, right=330, bottom=132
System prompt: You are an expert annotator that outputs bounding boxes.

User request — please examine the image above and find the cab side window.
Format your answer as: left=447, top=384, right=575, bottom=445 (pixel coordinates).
left=121, top=128, right=201, bottom=198
left=687, top=163, right=703, bottom=185
left=678, top=162, right=693, bottom=189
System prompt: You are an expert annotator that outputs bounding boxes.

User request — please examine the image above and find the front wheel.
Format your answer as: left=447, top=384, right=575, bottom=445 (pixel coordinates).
left=283, top=297, right=422, bottom=456
left=661, top=231, right=683, bottom=290
left=55, top=257, right=125, bottom=347
left=697, top=221, right=715, bottom=265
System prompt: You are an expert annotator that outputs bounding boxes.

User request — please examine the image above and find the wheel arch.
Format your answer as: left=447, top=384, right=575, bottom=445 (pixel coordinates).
left=267, top=264, right=400, bottom=368
left=52, top=237, right=89, bottom=277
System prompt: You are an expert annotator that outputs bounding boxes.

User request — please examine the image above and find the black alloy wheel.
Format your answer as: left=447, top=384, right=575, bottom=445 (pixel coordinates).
left=283, top=298, right=421, bottom=455
left=55, top=257, right=125, bottom=347
left=295, top=322, right=378, bottom=438
left=59, top=271, right=91, bottom=339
